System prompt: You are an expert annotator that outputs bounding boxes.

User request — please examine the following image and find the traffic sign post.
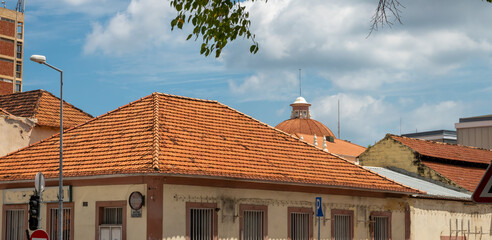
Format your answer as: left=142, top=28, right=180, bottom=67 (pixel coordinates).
left=472, top=161, right=492, bottom=203
left=315, top=197, right=323, bottom=240
left=30, top=229, right=49, bottom=240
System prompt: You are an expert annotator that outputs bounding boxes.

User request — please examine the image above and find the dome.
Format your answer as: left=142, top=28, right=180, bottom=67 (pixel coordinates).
left=293, top=96, right=308, bottom=104
left=275, top=118, right=335, bottom=138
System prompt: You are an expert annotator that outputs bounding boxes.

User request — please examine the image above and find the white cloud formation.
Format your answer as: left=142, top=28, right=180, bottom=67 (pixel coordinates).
left=311, top=94, right=464, bottom=145
left=229, top=71, right=298, bottom=101
left=83, top=0, right=176, bottom=55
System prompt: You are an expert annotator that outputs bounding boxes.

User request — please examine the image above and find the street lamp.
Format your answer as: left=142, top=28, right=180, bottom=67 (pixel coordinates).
left=30, top=55, right=63, bottom=240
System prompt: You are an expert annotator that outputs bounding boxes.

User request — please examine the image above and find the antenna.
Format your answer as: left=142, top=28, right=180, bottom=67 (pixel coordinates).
left=15, top=0, right=25, bottom=12
left=338, top=99, right=340, bottom=139
left=298, top=69, right=302, bottom=96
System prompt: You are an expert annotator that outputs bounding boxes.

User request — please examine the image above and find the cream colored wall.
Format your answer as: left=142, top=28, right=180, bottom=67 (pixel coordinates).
left=30, top=126, right=58, bottom=145
left=162, top=184, right=408, bottom=240
left=410, top=198, right=492, bottom=240
left=0, top=115, right=35, bottom=156
left=70, top=184, right=146, bottom=239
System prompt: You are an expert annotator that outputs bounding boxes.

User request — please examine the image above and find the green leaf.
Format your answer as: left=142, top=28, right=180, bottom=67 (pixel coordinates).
left=186, top=34, right=193, bottom=40
left=250, top=45, right=255, bottom=53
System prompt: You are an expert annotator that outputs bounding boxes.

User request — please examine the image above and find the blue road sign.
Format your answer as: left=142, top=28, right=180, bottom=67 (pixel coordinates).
left=315, top=197, right=323, bottom=217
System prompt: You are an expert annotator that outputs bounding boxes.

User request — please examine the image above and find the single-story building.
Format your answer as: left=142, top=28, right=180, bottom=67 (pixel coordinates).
left=0, top=93, right=419, bottom=240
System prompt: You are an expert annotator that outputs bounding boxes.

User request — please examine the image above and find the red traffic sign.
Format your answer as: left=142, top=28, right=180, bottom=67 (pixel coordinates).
left=30, top=229, right=49, bottom=240
left=472, top=162, right=492, bottom=203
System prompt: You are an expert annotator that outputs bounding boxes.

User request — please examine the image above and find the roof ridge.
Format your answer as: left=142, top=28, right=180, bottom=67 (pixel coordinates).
left=31, top=90, right=44, bottom=119
left=152, top=93, right=160, bottom=171
left=390, top=134, right=492, bottom=152
left=154, top=92, right=218, bottom=103
left=40, top=90, right=94, bottom=119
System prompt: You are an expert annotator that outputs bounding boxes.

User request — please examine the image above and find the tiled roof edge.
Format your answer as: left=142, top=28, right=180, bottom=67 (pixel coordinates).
left=40, top=90, right=94, bottom=118
left=152, top=93, right=160, bottom=171
left=330, top=149, right=424, bottom=194
left=0, top=94, right=154, bottom=159
left=0, top=107, right=11, bottom=116
left=389, top=133, right=492, bottom=153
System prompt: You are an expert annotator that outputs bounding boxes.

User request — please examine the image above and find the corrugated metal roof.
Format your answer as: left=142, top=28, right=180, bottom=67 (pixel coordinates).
left=365, top=166, right=471, bottom=200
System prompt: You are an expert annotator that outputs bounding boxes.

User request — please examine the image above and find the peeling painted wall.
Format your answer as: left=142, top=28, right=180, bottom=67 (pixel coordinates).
left=0, top=114, right=35, bottom=156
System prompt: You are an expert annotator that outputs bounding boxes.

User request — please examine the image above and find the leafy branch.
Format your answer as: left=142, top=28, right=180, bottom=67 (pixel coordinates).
left=170, top=0, right=260, bottom=58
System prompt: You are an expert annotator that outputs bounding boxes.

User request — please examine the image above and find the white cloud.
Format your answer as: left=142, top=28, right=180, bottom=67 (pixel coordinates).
left=229, top=71, right=298, bottom=101
left=83, top=0, right=175, bottom=55
left=403, top=101, right=464, bottom=133
left=310, top=94, right=464, bottom=145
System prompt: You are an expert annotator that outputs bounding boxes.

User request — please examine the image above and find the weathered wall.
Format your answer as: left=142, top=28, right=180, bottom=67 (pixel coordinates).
left=410, top=198, right=492, bottom=240
left=163, top=184, right=408, bottom=240
left=359, top=137, right=462, bottom=189
left=0, top=114, right=35, bottom=156
left=359, top=137, right=417, bottom=172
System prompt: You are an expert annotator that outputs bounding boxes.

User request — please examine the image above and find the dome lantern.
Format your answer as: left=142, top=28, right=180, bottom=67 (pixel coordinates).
left=290, top=96, right=311, bottom=119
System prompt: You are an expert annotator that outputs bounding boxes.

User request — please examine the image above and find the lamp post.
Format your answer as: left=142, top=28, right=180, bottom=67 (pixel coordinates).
left=30, top=55, right=63, bottom=240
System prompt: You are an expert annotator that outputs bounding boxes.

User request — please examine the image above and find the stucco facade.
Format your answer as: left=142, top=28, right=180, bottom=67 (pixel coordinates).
left=2, top=178, right=492, bottom=240
left=409, top=198, right=492, bottom=239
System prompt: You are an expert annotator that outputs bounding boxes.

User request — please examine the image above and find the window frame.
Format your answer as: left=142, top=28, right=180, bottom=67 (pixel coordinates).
left=239, top=204, right=268, bottom=240
left=95, top=201, right=127, bottom=240
left=287, top=207, right=313, bottom=240
left=2, top=204, right=28, bottom=240
left=186, top=202, right=218, bottom=240
left=370, top=211, right=391, bottom=240
left=46, top=202, right=75, bottom=240
left=331, top=209, right=354, bottom=240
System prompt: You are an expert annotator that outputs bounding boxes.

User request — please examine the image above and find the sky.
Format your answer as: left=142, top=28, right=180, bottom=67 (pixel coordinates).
left=15, top=0, right=492, bottom=147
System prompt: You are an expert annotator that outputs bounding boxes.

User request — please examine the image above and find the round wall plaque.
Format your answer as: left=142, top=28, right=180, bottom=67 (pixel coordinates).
left=129, top=191, right=144, bottom=210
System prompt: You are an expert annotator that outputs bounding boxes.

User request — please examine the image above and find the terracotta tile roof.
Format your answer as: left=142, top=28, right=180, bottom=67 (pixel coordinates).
left=294, top=134, right=366, bottom=162
left=0, top=93, right=419, bottom=194
left=0, top=89, right=93, bottom=129
left=276, top=118, right=335, bottom=137
left=421, top=161, right=485, bottom=192
left=391, top=135, right=492, bottom=165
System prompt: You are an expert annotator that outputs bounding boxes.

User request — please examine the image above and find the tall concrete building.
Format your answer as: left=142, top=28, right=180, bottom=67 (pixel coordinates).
left=0, top=2, right=24, bottom=95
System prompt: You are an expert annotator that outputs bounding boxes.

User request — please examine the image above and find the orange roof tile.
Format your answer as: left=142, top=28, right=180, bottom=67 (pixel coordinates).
left=391, top=135, right=492, bottom=165
left=421, top=160, right=485, bottom=192
left=0, top=93, right=419, bottom=194
left=294, top=134, right=366, bottom=162
left=0, top=90, right=93, bottom=129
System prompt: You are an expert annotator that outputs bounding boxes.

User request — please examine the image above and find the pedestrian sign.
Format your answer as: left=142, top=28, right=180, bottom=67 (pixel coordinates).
left=315, top=197, right=323, bottom=217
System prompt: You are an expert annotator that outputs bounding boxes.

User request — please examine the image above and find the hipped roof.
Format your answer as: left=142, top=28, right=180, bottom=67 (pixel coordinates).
left=0, top=90, right=93, bottom=129
left=0, top=93, right=419, bottom=194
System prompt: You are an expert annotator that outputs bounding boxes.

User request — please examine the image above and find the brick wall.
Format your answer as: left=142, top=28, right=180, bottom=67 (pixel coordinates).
left=0, top=40, right=14, bottom=56
left=0, top=80, right=12, bottom=95
left=0, top=20, right=15, bottom=37
left=0, top=59, right=13, bottom=76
